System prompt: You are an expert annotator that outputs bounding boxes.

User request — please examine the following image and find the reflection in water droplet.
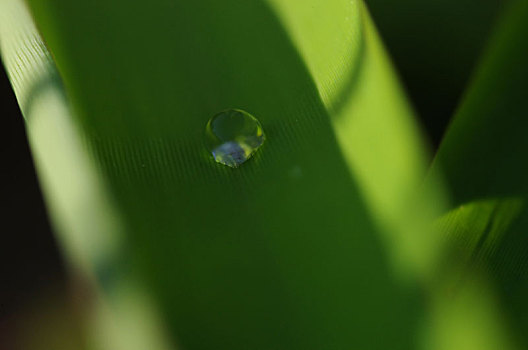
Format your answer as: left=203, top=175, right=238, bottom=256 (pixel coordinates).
left=205, top=109, right=266, bottom=168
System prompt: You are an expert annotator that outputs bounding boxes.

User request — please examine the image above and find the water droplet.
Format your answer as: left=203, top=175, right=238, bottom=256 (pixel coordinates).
left=205, top=109, right=266, bottom=168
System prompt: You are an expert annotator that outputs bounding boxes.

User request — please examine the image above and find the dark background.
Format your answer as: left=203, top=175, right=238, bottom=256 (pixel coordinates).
left=0, top=65, right=66, bottom=324
left=0, top=0, right=505, bottom=329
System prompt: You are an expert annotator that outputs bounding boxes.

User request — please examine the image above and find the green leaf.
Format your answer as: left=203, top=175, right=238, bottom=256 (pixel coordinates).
left=0, top=0, right=473, bottom=349
left=365, top=0, right=505, bottom=143
left=431, top=0, right=528, bottom=347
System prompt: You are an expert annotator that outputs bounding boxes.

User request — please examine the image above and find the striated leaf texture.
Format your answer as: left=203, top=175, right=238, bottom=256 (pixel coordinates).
left=0, top=0, right=506, bottom=349
left=431, top=1, right=528, bottom=348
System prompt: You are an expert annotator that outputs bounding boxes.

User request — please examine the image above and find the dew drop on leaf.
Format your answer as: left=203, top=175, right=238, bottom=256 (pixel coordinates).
left=205, top=109, right=266, bottom=168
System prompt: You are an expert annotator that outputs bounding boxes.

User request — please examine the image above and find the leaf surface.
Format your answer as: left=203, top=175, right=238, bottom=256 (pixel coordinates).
left=0, top=0, right=459, bottom=349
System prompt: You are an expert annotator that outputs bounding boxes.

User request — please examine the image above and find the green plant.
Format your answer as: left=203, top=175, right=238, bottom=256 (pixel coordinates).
left=1, top=0, right=527, bottom=349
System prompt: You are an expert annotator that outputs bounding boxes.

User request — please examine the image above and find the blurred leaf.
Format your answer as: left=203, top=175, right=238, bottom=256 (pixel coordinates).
left=431, top=0, right=528, bottom=347
left=270, top=0, right=447, bottom=282
left=365, top=0, right=506, bottom=145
